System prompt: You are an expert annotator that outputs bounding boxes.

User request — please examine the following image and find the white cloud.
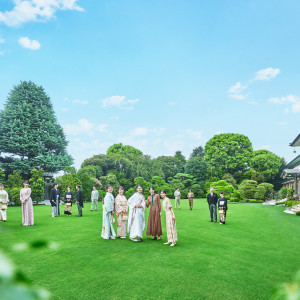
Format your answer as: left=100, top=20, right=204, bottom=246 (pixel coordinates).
left=0, top=36, right=5, bottom=43
left=254, top=67, right=280, bottom=81
left=97, top=124, right=108, bottom=133
left=18, top=37, right=40, bottom=50
left=268, top=94, right=300, bottom=113
left=228, top=81, right=247, bottom=100
left=168, top=102, right=176, bottom=106
left=229, top=94, right=246, bottom=100
left=73, top=99, right=88, bottom=105
left=131, top=127, right=149, bottom=137
left=228, top=82, right=247, bottom=94
left=185, top=129, right=202, bottom=140
left=64, top=119, right=109, bottom=137
left=0, top=0, right=84, bottom=27
left=0, top=51, right=5, bottom=56
left=64, top=118, right=94, bottom=136
left=61, top=107, right=69, bottom=112
left=101, top=96, right=140, bottom=110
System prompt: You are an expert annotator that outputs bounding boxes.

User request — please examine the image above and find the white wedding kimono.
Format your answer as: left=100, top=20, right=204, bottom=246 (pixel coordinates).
left=127, top=192, right=145, bottom=239
left=101, top=192, right=116, bottom=239
left=0, top=189, right=9, bottom=221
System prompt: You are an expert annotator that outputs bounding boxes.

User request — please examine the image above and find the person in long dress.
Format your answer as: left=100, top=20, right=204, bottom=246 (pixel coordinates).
left=115, top=186, right=128, bottom=238
left=0, top=183, right=9, bottom=222
left=50, top=183, right=60, bottom=217
left=101, top=185, right=116, bottom=239
left=90, top=186, right=99, bottom=211
left=64, top=186, right=73, bottom=216
left=146, top=186, right=162, bottom=240
left=187, top=189, right=195, bottom=210
left=127, top=185, right=145, bottom=242
left=218, top=192, right=228, bottom=225
left=20, top=181, right=34, bottom=226
left=161, top=190, right=177, bottom=246
left=174, top=188, right=181, bottom=210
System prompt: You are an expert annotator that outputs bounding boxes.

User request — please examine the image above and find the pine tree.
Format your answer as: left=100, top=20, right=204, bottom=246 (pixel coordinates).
left=0, top=81, right=73, bottom=177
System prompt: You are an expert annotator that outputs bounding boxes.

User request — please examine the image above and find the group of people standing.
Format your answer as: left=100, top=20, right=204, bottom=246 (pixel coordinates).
left=101, top=185, right=178, bottom=246
left=50, top=183, right=84, bottom=217
left=173, top=188, right=195, bottom=210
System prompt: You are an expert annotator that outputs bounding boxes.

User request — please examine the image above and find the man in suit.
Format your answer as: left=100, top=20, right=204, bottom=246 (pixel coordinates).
left=50, top=183, right=60, bottom=217
left=207, top=187, right=218, bottom=223
left=76, top=185, right=83, bottom=217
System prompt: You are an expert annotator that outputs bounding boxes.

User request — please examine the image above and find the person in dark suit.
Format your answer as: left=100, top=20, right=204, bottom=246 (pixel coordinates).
left=207, top=187, right=218, bottom=223
left=76, top=185, right=83, bottom=217
left=50, top=183, right=60, bottom=217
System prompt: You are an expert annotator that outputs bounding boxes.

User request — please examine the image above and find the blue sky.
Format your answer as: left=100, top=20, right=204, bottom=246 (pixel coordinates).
left=0, top=0, right=299, bottom=169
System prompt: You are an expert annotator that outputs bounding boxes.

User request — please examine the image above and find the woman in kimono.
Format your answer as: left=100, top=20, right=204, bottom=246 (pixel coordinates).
left=20, top=181, right=34, bottom=226
left=127, top=185, right=145, bottom=242
left=0, top=183, right=9, bottom=222
left=146, top=186, right=162, bottom=240
left=187, top=189, right=195, bottom=210
left=101, top=185, right=116, bottom=239
left=115, top=186, right=128, bottom=238
left=161, top=190, right=177, bottom=246
left=64, top=186, right=73, bottom=216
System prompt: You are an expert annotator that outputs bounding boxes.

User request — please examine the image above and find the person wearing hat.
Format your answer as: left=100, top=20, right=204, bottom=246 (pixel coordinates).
left=20, top=181, right=34, bottom=226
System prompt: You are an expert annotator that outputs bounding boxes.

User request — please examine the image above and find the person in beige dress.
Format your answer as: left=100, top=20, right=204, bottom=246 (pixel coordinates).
left=187, top=189, right=194, bottom=210
left=115, top=186, right=128, bottom=238
left=0, top=183, right=9, bottom=222
left=161, top=190, right=177, bottom=247
left=20, top=181, right=34, bottom=226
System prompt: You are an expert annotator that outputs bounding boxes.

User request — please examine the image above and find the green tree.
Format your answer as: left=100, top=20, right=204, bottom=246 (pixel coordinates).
left=6, top=170, right=23, bottom=205
left=250, top=150, right=282, bottom=182
left=29, top=168, right=45, bottom=203
left=56, top=167, right=81, bottom=196
left=254, top=185, right=266, bottom=200
left=100, top=173, right=120, bottom=196
left=258, top=183, right=274, bottom=199
left=190, top=146, right=205, bottom=159
left=238, top=180, right=258, bottom=200
left=154, top=156, right=185, bottom=181
left=205, top=133, right=253, bottom=182
left=0, top=81, right=73, bottom=177
left=0, top=167, right=5, bottom=183
left=222, top=173, right=238, bottom=189
left=207, top=180, right=235, bottom=199
left=184, top=157, right=207, bottom=181
left=278, top=187, right=288, bottom=199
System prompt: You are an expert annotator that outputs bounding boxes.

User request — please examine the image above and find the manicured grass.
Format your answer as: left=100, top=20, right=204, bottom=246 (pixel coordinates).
left=1, top=199, right=300, bottom=299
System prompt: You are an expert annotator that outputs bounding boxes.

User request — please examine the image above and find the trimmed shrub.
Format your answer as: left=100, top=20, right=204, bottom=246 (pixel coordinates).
left=278, top=187, right=288, bottom=199
left=254, top=185, right=266, bottom=200
left=296, top=211, right=300, bottom=216
left=238, top=180, right=258, bottom=199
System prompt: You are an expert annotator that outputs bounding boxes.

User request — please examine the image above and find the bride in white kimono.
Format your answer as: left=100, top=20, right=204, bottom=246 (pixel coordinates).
left=101, top=185, right=116, bottom=239
left=127, top=185, right=145, bottom=242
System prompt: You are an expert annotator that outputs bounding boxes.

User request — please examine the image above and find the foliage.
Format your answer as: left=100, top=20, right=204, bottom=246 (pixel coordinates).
left=204, top=133, right=253, bottom=182
left=296, top=211, right=300, bottom=216
left=0, top=167, right=5, bottom=183
left=154, top=156, right=185, bottom=181
left=254, top=185, right=266, bottom=200
left=184, top=156, right=207, bottom=181
left=0, top=81, right=73, bottom=176
left=243, top=169, right=264, bottom=184
left=207, top=180, right=235, bottom=199
left=250, top=150, right=282, bottom=182
left=272, top=269, right=300, bottom=300
left=6, top=171, right=23, bottom=205
left=287, top=188, right=294, bottom=201
left=100, top=173, right=120, bottom=196
left=278, top=187, right=288, bottom=199
left=55, top=167, right=81, bottom=196
left=230, top=190, right=241, bottom=202
left=189, top=146, right=205, bottom=159
left=222, top=173, right=238, bottom=189
left=29, top=168, right=45, bottom=203
left=258, top=183, right=274, bottom=199
left=238, top=180, right=258, bottom=200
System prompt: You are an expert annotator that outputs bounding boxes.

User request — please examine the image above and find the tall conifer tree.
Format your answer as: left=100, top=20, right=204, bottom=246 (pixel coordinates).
left=0, top=81, right=73, bottom=176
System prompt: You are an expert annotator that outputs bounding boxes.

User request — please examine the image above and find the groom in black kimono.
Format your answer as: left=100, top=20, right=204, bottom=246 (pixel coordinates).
left=207, top=187, right=218, bottom=223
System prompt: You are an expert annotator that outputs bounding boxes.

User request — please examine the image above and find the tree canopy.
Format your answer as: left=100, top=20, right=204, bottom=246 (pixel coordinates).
left=0, top=81, right=73, bottom=177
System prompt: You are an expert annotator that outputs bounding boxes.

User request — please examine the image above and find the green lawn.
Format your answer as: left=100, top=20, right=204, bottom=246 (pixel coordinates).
left=1, top=199, right=300, bottom=300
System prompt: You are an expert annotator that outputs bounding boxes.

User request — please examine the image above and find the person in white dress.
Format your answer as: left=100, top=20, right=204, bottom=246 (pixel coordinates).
left=0, top=183, right=9, bottom=222
left=90, top=186, right=99, bottom=211
left=127, top=185, right=145, bottom=242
